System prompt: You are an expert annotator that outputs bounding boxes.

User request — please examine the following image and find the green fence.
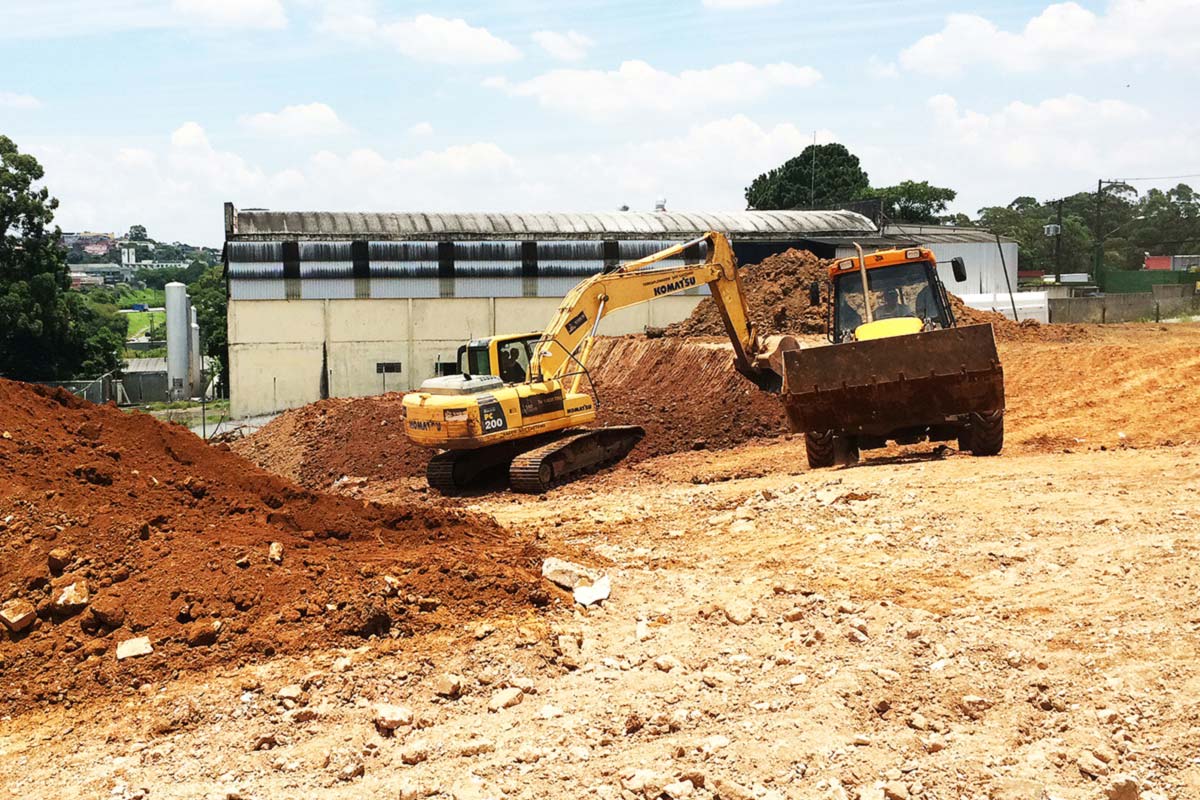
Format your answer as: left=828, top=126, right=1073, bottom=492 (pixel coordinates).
left=1101, top=269, right=1198, bottom=294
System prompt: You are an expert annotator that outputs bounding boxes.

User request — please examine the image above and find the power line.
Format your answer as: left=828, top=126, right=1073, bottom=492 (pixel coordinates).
left=1106, top=172, right=1200, bottom=182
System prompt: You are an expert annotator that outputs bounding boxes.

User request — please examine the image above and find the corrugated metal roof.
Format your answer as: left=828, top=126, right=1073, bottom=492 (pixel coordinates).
left=228, top=208, right=877, bottom=241
left=125, top=357, right=166, bottom=373
left=882, top=224, right=1017, bottom=244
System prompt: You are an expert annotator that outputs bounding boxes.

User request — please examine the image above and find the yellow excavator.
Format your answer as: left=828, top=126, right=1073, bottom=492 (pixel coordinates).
left=401, top=232, right=793, bottom=493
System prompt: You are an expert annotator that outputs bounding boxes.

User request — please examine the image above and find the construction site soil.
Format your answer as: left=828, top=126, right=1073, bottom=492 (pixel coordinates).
left=0, top=380, right=549, bottom=714
left=4, top=325, right=1200, bottom=799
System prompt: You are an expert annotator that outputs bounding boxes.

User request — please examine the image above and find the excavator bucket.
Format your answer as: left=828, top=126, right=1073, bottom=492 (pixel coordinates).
left=780, top=324, right=1004, bottom=435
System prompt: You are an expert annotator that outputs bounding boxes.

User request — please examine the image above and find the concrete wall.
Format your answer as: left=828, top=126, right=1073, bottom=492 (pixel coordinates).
left=1048, top=291, right=1200, bottom=324
left=229, top=295, right=704, bottom=417
left=959, top=291, right=1049, bottom=323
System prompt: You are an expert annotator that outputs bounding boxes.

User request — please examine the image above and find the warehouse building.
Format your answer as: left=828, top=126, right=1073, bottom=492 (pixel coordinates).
left=223, top=205, right=1017, bottom=417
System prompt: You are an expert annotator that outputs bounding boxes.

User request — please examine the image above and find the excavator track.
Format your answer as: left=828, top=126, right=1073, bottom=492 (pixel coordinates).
left=509, top=425, right=645, bottom=494
left=425, top=451, right=467, bottom=494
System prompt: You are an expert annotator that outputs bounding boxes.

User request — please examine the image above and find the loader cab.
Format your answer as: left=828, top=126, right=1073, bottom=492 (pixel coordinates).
left=457, top=332, right=542, bottom=384
left=828, top=248, right=957, bottom=343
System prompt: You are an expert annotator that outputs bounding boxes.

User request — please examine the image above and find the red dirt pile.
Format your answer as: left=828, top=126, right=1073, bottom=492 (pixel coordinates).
left=587, top=338, right=788, bottom=460
left=666, top=248, right=830, bottom=337
left=667, top=247, right=1091, bottom=343
left=232, top=392, right=426, bottom=487
left=0, top=380, right=548, bottom=713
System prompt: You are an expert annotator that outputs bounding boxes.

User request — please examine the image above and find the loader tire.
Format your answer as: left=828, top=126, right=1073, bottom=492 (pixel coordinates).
left=805, top=430, right=836, bottom=469
left=966, top=410, right=1004, bottom=456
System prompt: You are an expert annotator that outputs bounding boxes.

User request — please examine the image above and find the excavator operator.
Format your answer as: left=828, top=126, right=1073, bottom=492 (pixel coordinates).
left=499, top=347, right=526, bottom=384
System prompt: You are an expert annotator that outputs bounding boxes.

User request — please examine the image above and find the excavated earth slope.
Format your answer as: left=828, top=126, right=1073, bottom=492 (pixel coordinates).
left=0, top=380, right=549, bottom=714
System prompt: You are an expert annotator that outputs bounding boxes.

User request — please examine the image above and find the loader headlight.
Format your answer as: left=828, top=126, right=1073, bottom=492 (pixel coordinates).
left=443, top=409, right=468, bottom=422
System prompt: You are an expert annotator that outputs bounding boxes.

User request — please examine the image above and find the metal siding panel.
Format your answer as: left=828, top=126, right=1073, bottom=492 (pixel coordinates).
left=230, top=279, right=286, bottom=300
left=370, top=278, right=441, bottom=298
left=300, top=278, right=356, bottom=299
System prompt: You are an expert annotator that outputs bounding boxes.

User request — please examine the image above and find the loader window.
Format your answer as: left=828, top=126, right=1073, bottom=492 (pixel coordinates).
left=834, top=261, right=950, bottom=340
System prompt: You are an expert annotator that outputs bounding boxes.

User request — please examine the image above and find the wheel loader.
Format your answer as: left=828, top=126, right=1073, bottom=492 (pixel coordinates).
left=785, top=244, right=1006, bottom=468
left=401, top=232, right=795, bottom=494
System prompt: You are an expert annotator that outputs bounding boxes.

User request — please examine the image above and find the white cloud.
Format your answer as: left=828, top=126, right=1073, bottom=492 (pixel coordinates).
left=0, top=91, right=41, bottom=109
left=408, top=122, right=434, bottom=137
left=862, top=93, right=1200, bottom=217
left=702, top=0, right=781, bottom=8
left=0, top=0, right=286, bottom=38
left=865, top=56, right=898, bottom=80
left=318, top=12, right=520, bottom=64
left=485, top=60, right=820, bottom=120
left=240, top=103, right=349, bottom=137
left=901, top=0, right=1200, bottom=74
left=171, top=0, right=287, bottom=29
left=532, top=30, right=593, bottom=62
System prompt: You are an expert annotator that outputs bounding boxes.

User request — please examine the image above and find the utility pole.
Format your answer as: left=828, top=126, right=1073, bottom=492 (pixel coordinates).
left=1054, top=199, right=1063, bottom=283
left=809, top=131, right=817, bottom=209
left=1094, top=179, right=1105, bottom=287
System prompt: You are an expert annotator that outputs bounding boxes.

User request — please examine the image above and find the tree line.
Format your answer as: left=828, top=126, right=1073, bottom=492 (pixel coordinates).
left=747, top=143, right=1200, bottom=274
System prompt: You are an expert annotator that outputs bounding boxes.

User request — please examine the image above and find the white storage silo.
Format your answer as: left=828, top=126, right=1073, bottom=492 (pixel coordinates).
left=165, top=282, right=191, bottom=400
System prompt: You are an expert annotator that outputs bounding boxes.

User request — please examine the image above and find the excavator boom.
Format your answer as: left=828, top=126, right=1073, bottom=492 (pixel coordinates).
left=528, top=232, right=784, bottom=391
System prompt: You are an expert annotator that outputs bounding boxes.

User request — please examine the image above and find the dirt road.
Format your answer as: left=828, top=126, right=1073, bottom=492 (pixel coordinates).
left=4, top=437, right=1196, bottom=799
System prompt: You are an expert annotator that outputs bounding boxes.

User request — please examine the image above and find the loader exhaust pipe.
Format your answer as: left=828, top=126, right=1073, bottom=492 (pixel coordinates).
left=854, top=242, right=873, bottom=325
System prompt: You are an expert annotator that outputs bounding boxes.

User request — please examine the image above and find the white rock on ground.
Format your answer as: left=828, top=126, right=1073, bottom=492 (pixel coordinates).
left=116, top=637, right=153, bottom=660
left=541, top=557, right=600, bottom=590
left=53, top=581, right=90, bottom=613
left=0, top=598, right=37, bottom=632
left=374, top=704, right=413, bottom=732
left=487, top=687, right=523, bottom=712
left=574, top=575, right=611, bottom=607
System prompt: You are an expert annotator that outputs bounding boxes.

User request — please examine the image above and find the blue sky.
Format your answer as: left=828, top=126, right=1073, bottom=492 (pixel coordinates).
left=1, top=0, right=1197, bottom=245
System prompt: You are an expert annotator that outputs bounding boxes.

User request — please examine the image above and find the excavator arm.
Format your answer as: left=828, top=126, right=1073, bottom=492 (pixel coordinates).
left=527, top=231, right=788, bottom=392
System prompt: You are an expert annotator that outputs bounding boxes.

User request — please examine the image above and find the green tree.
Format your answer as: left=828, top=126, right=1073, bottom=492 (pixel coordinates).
left=127, top=224, right=148, bottom=240
left=866, top=180, right=958, bottom=224
left=745, top=143, right=870, bottom=210
left=0, top=135, right=125, bottom=380
left=189, top=263, right=228, bottom=397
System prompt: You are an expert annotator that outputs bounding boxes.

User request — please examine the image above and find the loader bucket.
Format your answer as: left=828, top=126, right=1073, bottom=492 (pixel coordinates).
left=781, top=323, right=1004, bottom=435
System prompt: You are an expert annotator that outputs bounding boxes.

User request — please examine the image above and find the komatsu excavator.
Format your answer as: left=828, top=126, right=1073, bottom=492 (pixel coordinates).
left=401, top=232, right=792, bottom=494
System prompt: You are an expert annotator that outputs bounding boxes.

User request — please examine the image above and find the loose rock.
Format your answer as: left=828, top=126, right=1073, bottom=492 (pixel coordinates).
left=488, top=687, right=523, bottom=712
left=374, top=704, right=414, bottom=734
left=434, top=673, right=464, bottom=699
left=53, top=580, right=90, bottom=615
left=116, top=636, right=153, bottom=660
left=0, top=598, right=37, bottom=633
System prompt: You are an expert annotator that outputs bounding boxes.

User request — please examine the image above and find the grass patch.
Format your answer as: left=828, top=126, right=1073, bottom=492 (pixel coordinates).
left=115, top=287, right=165, bottom=309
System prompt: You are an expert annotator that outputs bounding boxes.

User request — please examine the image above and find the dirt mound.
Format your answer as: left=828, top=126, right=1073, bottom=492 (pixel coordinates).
left=666, top=247, right=1091, bottom=343
left=233, top=393, right=426, bottom=488
left=0, top=380, right=548, bottom=713
left=1000, top=324, right=1200, bottom=452
left=666, top=248, right=830, bottom=337
left=588, top=338, right=788, bottom=460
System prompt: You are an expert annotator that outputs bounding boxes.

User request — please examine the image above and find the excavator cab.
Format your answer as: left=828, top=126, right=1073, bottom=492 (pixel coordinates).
left=454, top=333, right=542, bottom=384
